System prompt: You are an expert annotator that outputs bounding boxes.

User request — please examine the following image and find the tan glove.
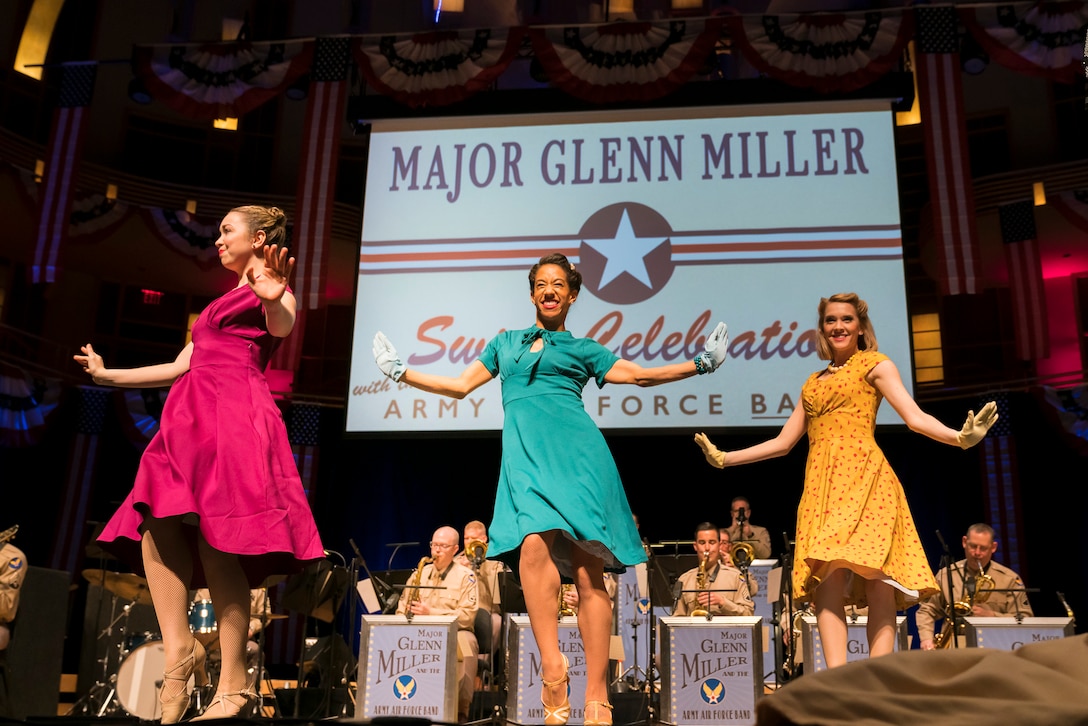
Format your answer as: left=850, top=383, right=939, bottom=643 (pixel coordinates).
left=956, top=401, right=999, bottom=449
left=694, top=432, right=727, bottom=468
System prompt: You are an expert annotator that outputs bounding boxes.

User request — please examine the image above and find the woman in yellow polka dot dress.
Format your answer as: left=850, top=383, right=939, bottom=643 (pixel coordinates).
left=694, top=293, right=998, bottom=668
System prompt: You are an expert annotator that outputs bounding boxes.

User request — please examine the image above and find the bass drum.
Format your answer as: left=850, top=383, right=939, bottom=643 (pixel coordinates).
left=116, top=639, right=195, bottom=720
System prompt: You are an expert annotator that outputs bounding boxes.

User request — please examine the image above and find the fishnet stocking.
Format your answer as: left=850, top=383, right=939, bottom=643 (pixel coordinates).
left=142, top=520, right=195, bottom=703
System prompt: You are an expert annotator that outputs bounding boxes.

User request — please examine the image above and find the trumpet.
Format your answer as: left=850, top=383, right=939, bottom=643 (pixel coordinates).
left=465, top=539, right=487, bottom=570
left=691, top=550, right=712, bottom=620
left=403, top=556, right=432, bottom=622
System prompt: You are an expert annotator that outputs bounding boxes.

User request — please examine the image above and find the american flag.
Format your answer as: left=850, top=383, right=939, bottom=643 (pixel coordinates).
left=915, top=7, right=983, bottom=296
left=998, top=201, right=1049, bottom=361
left=50, top=386, right=108, bottom=572
left=288, top=402, right=322, bottom=504
left=978, top=394, right=1025, bottom=575
left=273, top=37, right=350, bottom=371
left=33, top=63, right=97, bottom=283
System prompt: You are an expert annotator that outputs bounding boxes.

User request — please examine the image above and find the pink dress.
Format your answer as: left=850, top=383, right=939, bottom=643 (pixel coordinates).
left=98, top=285, right=324, bottom=587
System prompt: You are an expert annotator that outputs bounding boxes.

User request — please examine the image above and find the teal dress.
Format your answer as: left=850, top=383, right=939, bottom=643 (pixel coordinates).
left=478, top=326, right=648, bottom=576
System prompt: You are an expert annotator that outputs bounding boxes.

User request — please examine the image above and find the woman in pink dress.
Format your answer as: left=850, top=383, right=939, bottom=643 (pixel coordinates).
left=74, top=205, right=323, bottom=721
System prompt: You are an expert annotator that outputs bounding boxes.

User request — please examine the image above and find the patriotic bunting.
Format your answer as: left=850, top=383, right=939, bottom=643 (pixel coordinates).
left=726, top=10, right=913, bottom=93
left=961, top=2, right=1088, bottom=83
left=273, top=37, right=350, bottom=372
left=133, top=39, right=312, bottom=120
left=50, top=386, right=109, bottom=572
left=33, top=63, right=97, bottom=283
left=141, top=207, right=221, bottom=270
left=998, top=201, right=1049, bottom=361
left=354, top=27, right=525, bottom=108
left=915, top=6, right=984, bottom=296
left=1051, top=188, right=1088, bottom=234
left=1035, top=384, right=1088, bottom=456
left=528, top=19, right=722, bottom=103
left=115, top=389, right=168, bottom=450
left=69, top=194, right=129, bottom=241
left=0, top=367, right=61, bottom=448
left=978, top=394, right=1026, bottom=576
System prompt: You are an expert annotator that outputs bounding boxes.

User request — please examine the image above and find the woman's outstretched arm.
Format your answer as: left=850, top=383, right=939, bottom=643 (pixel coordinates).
left=694, top=402, right=808, bottom=468
left=373, top=331, right=493, bottom=399
left=74, top=342, right=194, bottom=388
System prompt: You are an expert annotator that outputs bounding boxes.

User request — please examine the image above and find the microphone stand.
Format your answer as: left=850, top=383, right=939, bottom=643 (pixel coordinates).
left=935, top=530, right=961, bottom=648
left=777, top=532, right=796, bottom=683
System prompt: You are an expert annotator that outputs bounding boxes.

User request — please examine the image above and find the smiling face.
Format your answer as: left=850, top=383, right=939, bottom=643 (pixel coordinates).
left=531, top=263, right=577, bottom=330
left=215, top=211, right=262, bottom=275
left=821, top=301, right=861, bottom=362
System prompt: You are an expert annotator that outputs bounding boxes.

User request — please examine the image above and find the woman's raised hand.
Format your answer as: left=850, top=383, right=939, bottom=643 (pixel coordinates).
left=373, top=331, right=407, bottom=381
left=248, top=244, right=295, bottom=303
left=74, top=343, right=107, bottom=384
left=955, top=400, right=999, bottom=449
left=694, top=432, right=727, bottom=468
left=694, top=322, right=728, bottom=374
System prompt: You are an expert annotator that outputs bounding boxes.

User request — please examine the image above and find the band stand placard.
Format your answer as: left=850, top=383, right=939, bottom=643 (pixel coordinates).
left=964, top=617, right=1075, bottom=651
left=660, top=616, right=763, bottom=726
left=799, top=615, right=908, bottom=672
left=508, top=615, right=588, bottom=724
left=355, top=615, right=458, bottom=722
left=744, top=559, right=777, bottom=684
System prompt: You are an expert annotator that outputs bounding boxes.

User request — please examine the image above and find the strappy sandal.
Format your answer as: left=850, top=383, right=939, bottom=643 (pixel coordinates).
left=540, top=653, right=570, bottom=726
left=583, top=700, right=614, bottom=726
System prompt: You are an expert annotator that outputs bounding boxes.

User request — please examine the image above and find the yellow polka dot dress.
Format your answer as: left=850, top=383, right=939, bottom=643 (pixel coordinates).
left=792, top=349, right=938, bottom=609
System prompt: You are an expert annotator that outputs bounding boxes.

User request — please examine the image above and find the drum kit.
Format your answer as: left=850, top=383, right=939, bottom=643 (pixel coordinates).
left=68, top=569, right=286, bottom=719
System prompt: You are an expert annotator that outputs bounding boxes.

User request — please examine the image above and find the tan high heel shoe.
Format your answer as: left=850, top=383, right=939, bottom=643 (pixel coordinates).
left=583, top=700, right=613, bottom=726
left=540, top=653, right=570, bottom=726
left=159, top=639, right=208, bottom=724
left=191, top=689, right=256, bottom=721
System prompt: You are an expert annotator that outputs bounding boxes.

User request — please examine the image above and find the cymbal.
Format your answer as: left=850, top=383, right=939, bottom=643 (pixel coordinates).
left=82, top=568, right=152, bottom=604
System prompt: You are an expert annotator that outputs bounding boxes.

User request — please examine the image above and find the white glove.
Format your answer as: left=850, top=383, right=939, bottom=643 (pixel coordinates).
left=694, top=432, right=727, bottom=468
left=956, top=401, right=999, bottom=449
left=694, top=322, right=728, bottom=374
left=372, top=331, right=407, bottom=382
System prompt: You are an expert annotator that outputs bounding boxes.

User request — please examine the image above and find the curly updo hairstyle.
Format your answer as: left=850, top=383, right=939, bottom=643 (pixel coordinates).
left=231, top=205, right=288, bottom=249
left=528, top=253, right=583, bottom=294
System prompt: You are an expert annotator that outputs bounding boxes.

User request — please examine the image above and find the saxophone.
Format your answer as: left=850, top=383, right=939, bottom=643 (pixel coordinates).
left=935, top=564, right=995, bottom=648
left=558, top=584, right=576, bottom=619
left=691, top=550, right=712, bottom=619
left=402, top=556, right=431, bottom=622
left=0, top=525, right=17, bottom=546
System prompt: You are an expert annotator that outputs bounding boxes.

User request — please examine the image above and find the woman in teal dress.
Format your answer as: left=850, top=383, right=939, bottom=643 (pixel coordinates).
left=373, top=253, right=728, bottom=726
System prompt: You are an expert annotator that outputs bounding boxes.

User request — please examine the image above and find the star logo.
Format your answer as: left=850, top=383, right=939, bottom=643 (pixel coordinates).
left=700, top=678, right=725, bottom=705
left=393, top=675, right=417, bottom=700
left=578, top=202, right=676, bottom=304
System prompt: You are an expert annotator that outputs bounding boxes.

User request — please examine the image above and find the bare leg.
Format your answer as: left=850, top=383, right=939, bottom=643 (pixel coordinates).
left=193, top=536, right=252, bottom=716
left=142, top=519, right=195, bottom=703
left=864, top=579, right=897, bottom=658
left=520, top=533, right=566, bottom=710
left=571, top=547, right=610, bottom=706
left=813, top=568, right=848, bottom=669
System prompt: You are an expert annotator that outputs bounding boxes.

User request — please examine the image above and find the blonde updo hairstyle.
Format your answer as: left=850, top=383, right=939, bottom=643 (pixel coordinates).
left=231, top=205, right=288, bottom=251
left=815, top=292, right=878, bottom=361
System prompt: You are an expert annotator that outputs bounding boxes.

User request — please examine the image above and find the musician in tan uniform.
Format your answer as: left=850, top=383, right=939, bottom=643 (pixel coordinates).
left=718, top=529, right=758, bottom=597
left=722, top=496, right=772, bottom=560
left=0, top=538, right=27, bottom=718
left=916, top=523, right=1033, bottom=650
left=672, top=523, right=753, bottom=617
left=456, top=520, right=505, bottom=661
left=398, top=526, right=479, bottom=723
left=191, top=587, right=268, bottom=689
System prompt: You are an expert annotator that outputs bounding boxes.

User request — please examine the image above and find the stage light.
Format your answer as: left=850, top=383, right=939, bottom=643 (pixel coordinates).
left=286, top=74, right=309, bottom=101
left=128, top=76, right=151, bottom=104
left=959, top=33, right=989, bottom=75
left=105, top=183, right=118, bottom=201
left=185, top=199, right=197, bottom=214
left=1033, top=181, right=1046, bottom=207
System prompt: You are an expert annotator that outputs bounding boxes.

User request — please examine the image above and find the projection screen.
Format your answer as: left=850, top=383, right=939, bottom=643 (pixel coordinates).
left=346, top=100, right=912, bottom=434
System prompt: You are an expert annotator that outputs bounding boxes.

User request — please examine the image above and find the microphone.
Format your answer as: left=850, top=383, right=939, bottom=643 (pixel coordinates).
left=1056, top=591, right=1075, bottom=620
left=671, top=579, right=684, bottom=610
left=935, top=529, right=949, bottom=554
left=386, top=542, right=420, bottom=547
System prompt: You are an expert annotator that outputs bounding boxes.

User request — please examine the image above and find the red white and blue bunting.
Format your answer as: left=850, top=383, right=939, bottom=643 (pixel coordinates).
left=133, top=39, right=312, bottom=119
left=141, top=207, right=221, bottom=270
left=528, top=19, right=722, bottom=103
left=353, top=27, right=525, bottom=108
left=726, top=10, right=913, bottom=93
left=961, top=2, right=1088, bottom=83
left=0, top=366, right=61, bottom=448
